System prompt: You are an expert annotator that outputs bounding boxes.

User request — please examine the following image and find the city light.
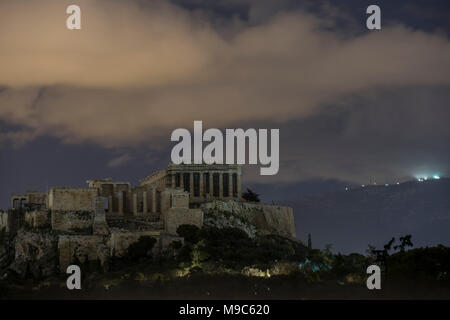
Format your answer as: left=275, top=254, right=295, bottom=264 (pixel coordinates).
left=416, top=174, right=441, bottom=182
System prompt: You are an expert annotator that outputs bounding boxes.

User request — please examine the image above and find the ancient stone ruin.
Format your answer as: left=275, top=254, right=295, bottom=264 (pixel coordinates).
left=0, top=163, right=296, bottom=277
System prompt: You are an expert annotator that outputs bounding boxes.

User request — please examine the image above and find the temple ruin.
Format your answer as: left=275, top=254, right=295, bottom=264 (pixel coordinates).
left=2, top=163, right=295, bottom=273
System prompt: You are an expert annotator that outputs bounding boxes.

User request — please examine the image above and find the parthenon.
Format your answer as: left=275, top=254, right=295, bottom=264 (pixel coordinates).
left=140, top=163, right=242, bottom=205
left=11, top=163, right=243, bottom=216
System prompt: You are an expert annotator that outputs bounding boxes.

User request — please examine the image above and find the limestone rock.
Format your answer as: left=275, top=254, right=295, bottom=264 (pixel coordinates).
left=203, top=210, right=257, bottom=238
left=58, top=235, right=107, bottom=272
left=9, top=230, right=58, bottom=278
left=202, top=200, right=296, bottom=239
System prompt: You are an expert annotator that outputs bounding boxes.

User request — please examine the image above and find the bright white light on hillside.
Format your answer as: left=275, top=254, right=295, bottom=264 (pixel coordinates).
left=433, top=175, right=440, bottom=179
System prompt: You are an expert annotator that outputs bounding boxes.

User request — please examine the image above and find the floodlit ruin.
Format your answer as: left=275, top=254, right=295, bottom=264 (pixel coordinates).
left=1, top=163, right=296, bottom=275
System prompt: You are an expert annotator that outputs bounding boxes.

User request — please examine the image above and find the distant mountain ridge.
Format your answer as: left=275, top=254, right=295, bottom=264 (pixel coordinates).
left=281, top=178, right=450, bottom=254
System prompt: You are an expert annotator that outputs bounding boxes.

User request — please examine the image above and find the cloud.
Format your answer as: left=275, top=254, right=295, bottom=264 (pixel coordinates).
left=0, top=129, right=38, bottom=149
left=242, top=87, right=450, bottom=184
left=107, top=154, right=133, bottom=168
left=0, top=0, right=449, bottom=183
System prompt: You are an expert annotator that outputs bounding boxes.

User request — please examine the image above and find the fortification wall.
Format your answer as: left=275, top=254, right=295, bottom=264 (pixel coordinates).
left=163, top=208, right=203, bottom=235
left=51, top=211, right=94, bottom=233
left=109, top=231, right=183, bottom=257
left=202, top=200, right=296, bottom=239
left=24, top=210, right=49, bottom=228
left=48, top=188, right=97, bottom=211
left=58, top=235, right=108, bottom=272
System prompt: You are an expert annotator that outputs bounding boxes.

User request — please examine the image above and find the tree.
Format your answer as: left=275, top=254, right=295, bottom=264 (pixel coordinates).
left=307, top=233, right=312, bottom=251
left=176, top=224, right=201, bottom=244
left=394, top=235, right=413, bottom=252
left=384, top=237, right=395, bottom=253
left=242, top=188, right=260, bottom=202
left=126, top=236, right=157, bottom=261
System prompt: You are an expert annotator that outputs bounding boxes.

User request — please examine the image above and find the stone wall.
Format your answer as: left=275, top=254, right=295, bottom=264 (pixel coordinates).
left=202, top=200, right=296, bottom=239
left=164, top=207, right=203, bottom=235
left=24, top=210, right=49, bottom=228
left=51, top=210, right=94, bottom=233
left=57, top=231, right=183, bottom=272
left=58, top=235, right=108, bottom=272
left=0, top=211, right=8, bottom=233
left=109, top=230, right=183, bottom=257
left=48, top=188, right=97, bottom=211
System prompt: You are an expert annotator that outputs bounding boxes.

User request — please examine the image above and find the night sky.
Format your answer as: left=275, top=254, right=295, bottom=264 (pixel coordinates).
left=1, top=0, right=449, bottom=211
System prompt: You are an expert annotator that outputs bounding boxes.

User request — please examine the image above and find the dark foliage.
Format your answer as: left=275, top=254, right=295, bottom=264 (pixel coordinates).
left=242, top=188, right=260, bottom=202
left=332, top=253, right=367, bottom=278
left=176, top=224, right=201, bottom=243
left=186, top=226, right=307, bottom=269
left=0, top=228, right=5, bottom=246
left=125, top=236, right=157, bottom=261
left=387, top=245, right=450, bottom=280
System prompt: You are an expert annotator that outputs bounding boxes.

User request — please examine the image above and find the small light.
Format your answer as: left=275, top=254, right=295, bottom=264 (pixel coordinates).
left=361, top=184, right=365, bottom=187
left=385, top=184, right=389, bottom=187
left=396, top=182, right=400, bottom=185
left=433, top=175, right=440, bottom=180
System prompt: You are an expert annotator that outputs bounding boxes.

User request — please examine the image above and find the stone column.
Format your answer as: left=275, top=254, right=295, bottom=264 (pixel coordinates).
left=93, top=196, right=108, bottom=235
left=133, top=193, right=138, bottom=215
left=199, top=172, right=204, bottom=199
left=219, top=173, right=223, bottom=199
left=151, top=188, right=156, bottom=213
left=108, top=195, right=113, bottom=214
left=209, top=173, right=214, bottom=197
left=189, top=172, right=194, bottom=196
left=228, top=172, right=233, bottom=199
left=180, top=173, right=184, bottom=190
left=237, top=172, right=242, bottom=199
left=171, top=174, right=176, bottom=188
left=118, top=192, right=123, bottom=215
left=143, top=191, right=148, bottom=214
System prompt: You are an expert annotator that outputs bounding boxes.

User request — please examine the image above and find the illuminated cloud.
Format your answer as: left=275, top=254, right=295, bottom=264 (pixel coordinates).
left=107, top=154, right=133, bottom=168
left=0, top=0, right=449, bottom=184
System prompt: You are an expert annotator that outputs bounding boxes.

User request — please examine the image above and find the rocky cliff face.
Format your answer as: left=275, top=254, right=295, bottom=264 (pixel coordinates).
left=8, top=230, right=58, bottom=279
left=0, top=211, right=9, bottom=232
left=201, top=200, right=296, bottom=239
left=0, top=200, right=296, bottom=280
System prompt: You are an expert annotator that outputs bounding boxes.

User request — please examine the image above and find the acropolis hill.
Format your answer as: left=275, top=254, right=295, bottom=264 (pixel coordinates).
left=0, top=163, right=296, bottom=278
